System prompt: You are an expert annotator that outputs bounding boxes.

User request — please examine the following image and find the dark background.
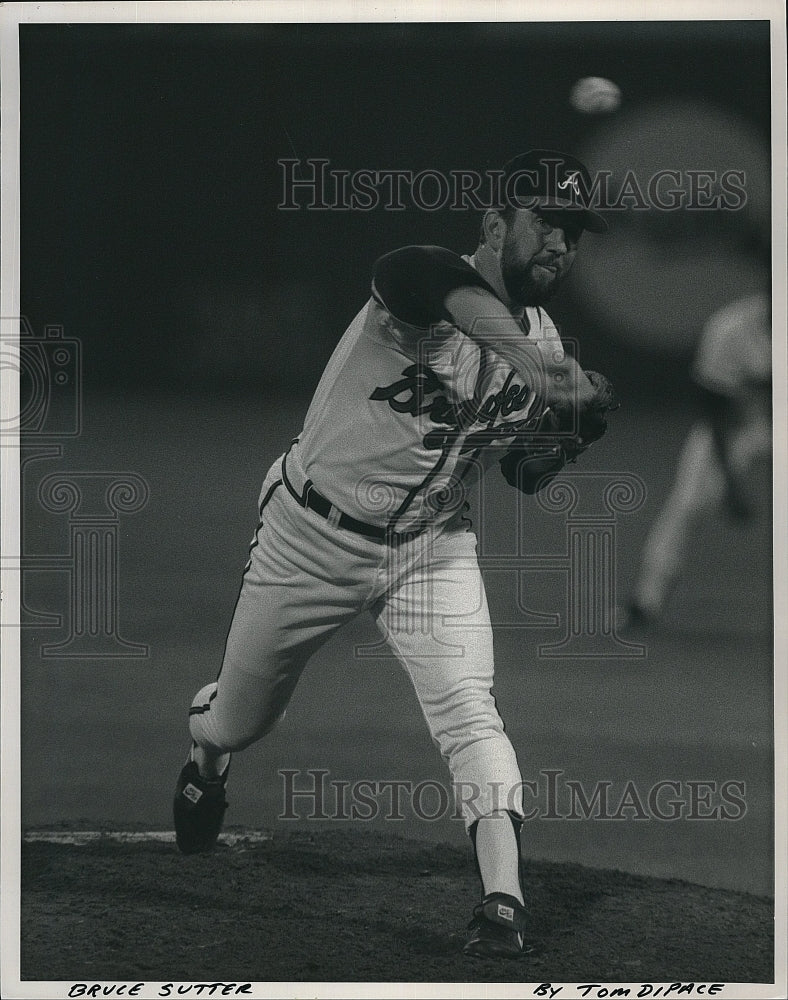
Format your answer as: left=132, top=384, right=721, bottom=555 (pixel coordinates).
left=17, top=20, right=775, bottom=897
left=20, top=20, right=771, bottom=395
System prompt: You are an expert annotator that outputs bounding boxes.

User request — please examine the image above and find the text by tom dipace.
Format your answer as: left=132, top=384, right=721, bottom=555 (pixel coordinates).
left=535, top=987, right=727, bottom=998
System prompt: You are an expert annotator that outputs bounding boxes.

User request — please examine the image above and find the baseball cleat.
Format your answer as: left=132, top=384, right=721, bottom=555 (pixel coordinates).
left=173, top=754, right=230, bottom=854
left=463, top=892, right=531, bottom=959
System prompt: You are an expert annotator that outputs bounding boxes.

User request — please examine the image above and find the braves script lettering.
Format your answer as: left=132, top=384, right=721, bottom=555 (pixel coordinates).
left=369, top=364, right=454, bottom=423
left=371, top=364, right=537, bottom=449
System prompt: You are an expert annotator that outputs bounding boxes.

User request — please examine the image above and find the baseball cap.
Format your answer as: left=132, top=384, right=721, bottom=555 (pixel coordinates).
left=502, top=150, right=608, bottom=233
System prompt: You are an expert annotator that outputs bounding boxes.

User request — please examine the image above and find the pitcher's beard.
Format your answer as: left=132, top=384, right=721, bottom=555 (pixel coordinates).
left=501, top=260, right=558, bottom=307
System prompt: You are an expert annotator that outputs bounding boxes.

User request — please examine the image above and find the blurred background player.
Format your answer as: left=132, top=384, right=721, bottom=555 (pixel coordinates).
left=621, top=237, right=771, bottom=627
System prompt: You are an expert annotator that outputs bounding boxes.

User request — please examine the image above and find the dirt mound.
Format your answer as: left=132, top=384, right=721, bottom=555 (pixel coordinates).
left=21, top=828, right=773, bottom=984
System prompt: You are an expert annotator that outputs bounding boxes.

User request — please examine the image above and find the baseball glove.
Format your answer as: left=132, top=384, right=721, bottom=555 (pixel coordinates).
left=499, top=370, right=618, bottom=495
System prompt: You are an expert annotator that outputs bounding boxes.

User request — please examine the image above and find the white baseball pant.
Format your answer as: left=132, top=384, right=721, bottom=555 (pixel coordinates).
left=188, top=454, right=524, bottom=828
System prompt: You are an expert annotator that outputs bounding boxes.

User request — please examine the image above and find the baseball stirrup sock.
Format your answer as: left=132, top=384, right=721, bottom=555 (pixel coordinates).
left=191, top=743, right=230, bottom=781
left=470, top=810, right=524, bottom=904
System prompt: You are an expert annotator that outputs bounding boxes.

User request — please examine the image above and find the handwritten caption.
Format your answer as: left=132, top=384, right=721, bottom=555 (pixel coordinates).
left=68, top=986, right=252, bottom=998
left=536, top=987, right=726, bottom=998
left=63, top=983, right=733, bottom=999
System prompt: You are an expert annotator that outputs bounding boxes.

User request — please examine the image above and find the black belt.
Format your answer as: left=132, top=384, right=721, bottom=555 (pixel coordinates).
left=281, top=454, right=423, bottom=545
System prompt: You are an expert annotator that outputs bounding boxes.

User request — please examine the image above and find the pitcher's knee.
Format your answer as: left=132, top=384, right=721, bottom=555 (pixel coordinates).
left=187, top=681, right=283, bottom=754
left=433, top=707, right=507, bottom=765
left=189, top=706, right=276, bottom=754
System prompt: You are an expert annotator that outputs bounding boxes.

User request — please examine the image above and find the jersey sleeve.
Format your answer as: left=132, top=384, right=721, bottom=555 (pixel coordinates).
left=371, top=245, right=498, bottom=329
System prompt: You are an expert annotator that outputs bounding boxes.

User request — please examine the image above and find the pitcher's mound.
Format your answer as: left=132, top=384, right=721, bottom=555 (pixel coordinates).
left=21, top=827, right=773, bottom=983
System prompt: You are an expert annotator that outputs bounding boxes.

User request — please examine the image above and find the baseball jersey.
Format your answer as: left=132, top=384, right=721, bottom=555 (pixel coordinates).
left=692, top=292, right=771, bottom=398
left=691, top=291, right=772, bottom=453
left=288, top=245, right=565, bottom=534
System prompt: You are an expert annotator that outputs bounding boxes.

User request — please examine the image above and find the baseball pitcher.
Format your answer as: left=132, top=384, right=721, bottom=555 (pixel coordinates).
left=174, top=150, right=617, bottom=959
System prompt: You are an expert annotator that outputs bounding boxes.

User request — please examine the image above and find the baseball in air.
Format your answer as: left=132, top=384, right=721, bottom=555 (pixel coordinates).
left=570, top=77, right=622, bottom=114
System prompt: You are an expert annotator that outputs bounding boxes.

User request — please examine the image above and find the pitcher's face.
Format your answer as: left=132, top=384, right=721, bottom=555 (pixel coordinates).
left=500, top=208, right=582, bottom=307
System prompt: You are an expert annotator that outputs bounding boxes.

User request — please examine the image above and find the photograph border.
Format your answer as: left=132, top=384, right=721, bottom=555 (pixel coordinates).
left=2, top=3, right=786, bottom=998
